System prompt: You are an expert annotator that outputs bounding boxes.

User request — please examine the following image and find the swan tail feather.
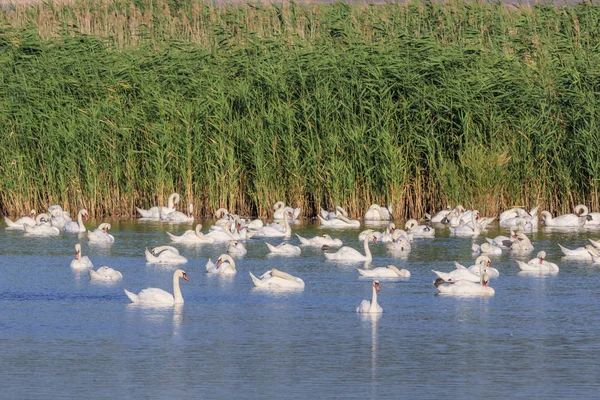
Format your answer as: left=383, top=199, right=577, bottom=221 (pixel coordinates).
left=124, top=289, right=138, bottom=303
left=249, top=272, right=262, bottom=287
left=166, top=232, right=178, bottom=241
left=296, top=234, right=309, bottom=245
left=4, top=217, right=16, bottom=227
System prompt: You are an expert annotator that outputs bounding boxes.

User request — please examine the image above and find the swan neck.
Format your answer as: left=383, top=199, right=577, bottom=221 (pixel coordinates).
left=371, top=285, right=379, bottom=311
left=173, top=274, right=184, bottom=304
left=363, top=236, right=372, bottom=259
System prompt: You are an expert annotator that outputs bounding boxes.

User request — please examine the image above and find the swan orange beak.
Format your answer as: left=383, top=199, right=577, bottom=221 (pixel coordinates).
left=84, top=214, right=89, bottom=221
left=374, top=282, right=380, bottom=291
left=216, top=259, right=223, bottom=268
left=373, top=237, right=378, bottom=244
left=182, top=273, right=189, bottom=281
left=75, top=251, right=80, bottom=260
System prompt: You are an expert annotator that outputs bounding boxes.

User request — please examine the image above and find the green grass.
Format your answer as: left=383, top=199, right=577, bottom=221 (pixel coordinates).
left=0, top=0, right=599, bottom=218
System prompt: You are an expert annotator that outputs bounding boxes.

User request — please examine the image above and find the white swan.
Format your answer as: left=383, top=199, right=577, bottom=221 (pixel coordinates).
left=273, top=201, right=300, bottom=221
left=472, top=241, right=502, bottom=255
left=49, top=208, right=72, bottom=230
left=589, top=238, right=600, bottom=251
left=89, top=266, right=123, bottom=281
left=386, top=234, right=412, bottom=254
left=64, top=209, right=89, bottom=233
left=250, top=268, right=305, bottom=289
left=436, top=267, right=494, bottom=296
left=357, top=265, right=410, bottom=278
left=320, top=206, right=348, bottom=220
left=516, top=251, right=559, bottom=273
left=557, top=243, right=598, bottom=259
left=161, top=203, right=194, bottom=223
left=4, top=209, right=37, bottom=230
left=227, top=240, right=247, bottom=255
left=432, top=261, right=486, bottom=284
left=364, top=204, right=393, bottom=221
left=356, top=280, right=383, bottom=313
left=508, top=232, right=534, bottom=251
left=145, top=246, right=188, bottom=264
left=359, top=223, right=397, bottom=243
left=124, top=269, right=189, bottom=305
left=296, top=233, right=343, bottom=248
left=249, top=212, right=292, bottom=238
left=442, top=205, right=466, bottom=226
left=136, top=193, right=180, bottom=219
left=167, top=224, right=215, bottom=244
left=206, top=221, right=238, bottom=242
left=405, top=219, right=435, bottom=238
left=318, top=214, right=361, bottom=228
left=206, top=254, right=236, bottom=275
left=70, top=243, right=93, bottom=270
left=574, top=204, right=600, bottom=226
left=425, top=206, right=452, bottom=223
left=458, top=256, right=499, bottom=278
left=266, top=242, right=301, bottom=255
left=23, top=213, right=61, bottom=236
left=540, top=210, right=591, bottom=228
left=449, top=210, right=481, bottom=236
left=87, top=223, right=114, bottom=243
left=324, top=230, right=376, bottom=262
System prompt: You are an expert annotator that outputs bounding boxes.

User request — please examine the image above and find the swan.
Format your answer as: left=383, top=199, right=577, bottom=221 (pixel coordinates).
left=227, top=240, right=247, bottom=255
left=405, top=219, right=435, bottom=238
left=49, top=207, right=72, bottom=230
left=214, top=208, right=234, bottom=226
left=435, top=268, right=494, bottom=296
left=386, top=234, right=412, bottom=254
left=87, top=223, right=114, bottom=243
left=273, top=201, right=300, bottom=221
left=161, top=203, right=194, bottom=223
left=324, top=230, right=376, bottom=262
left=206, top=254, right=236, bottom=275
left=449, top=210, right=481, bottom=236
left=574, top=204, right=600, bottom=226
left=442, top=205, right=466, bottom=226
left=70, top=243, right=93, bottom=270
left=318, top=214, right=361, bottom=228
left=557, top=243, right=598, bottom=259
left=359, top=223, right=397, bottom=243
left=136, top=193, right=180, bottom=219
left=425, top=206, right=452, bottom=223
left=357, top=265, right=410, bottom=278
left=167, top=224, right=215, bottom=244
left=296, top=234, right=343, bottom=248
left=64, top=209, right=89, bottom=233
left=266, top=242, right=301, bottom=255
left=124, top=269, right=189, bottom=305
left=320, top=206, right=348, bottom=220
left=589, top=238, right=600, bottom=251
left=249, top=212, right=292, bottom=238
left=356, top=280, right=383, bottom=313
left=471, top=242, right=502, bottom=255
left=516, top=251, right=559, bottom=273
left=508, top=232, right=534, bottom=251
left=500, top=207, right=534, bottom=228
left=145, top=246, right=188, bottom=264
left=364, top=204, right=393, bottom=221
left=89, top=266, right=123, bottom=281
left=250, top=268, right=305, bottom=289
left=432, top=261, right=486, bottom=284
left=455, top=256, right=499, bottom=278
left=540, top=210, right=591, bottom=228
left=206, top=221, right=238, bottom=242
left=23, top=213, right=61, bottom=236
left=4, top=209, right=37, bottom=230
left=486, top=229, right=517, bottom=249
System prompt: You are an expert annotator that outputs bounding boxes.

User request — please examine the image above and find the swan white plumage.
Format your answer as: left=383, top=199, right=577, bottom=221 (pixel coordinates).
left=486, top=229, right=517, bottom=249
left=4, top=209, right=37, bottom=230
left=449, top=210, right=481, bottom=236
left=266, top=242, right=301, bottom=256
left=249, top=212, right=292, bottom=238
left=472, top=241, right=502, bottom=255
left=432, top=260, right=486, bottom=284
left=49, top=208, right=72, bottom=230
left=296, top=233, right=343, bottom=248
left=320, top=206, right=348, bottom=220
left=206, top=221, right=238, bottom=242
left=273, top=201, right=301, bottom=221
left=89, top=266, right=123, bottom=281
left=23, top=213, right=61, bottom=236
left=87, top=223, right=115, bottom=243
left=405, top=219, right=435, bottom=238
left=458, top=256, right=499, bottom=278
left=357, top=265, right=410, bottom=278
left=386, top=234, right=412, bottom=254
left=324, top=230, right=376, bottom=261
left=557, top=243, right=598, bottom=259
left=124, top=269, right=189, bottom=305
left=356, top=280, right=383, bottom=313
left=425, top=206, right=452, bottom=223
left=516, top=251, right=559, bottom=273
left=574, top=204, right=600, bottom=226
left=435, top=263, right=494, bottom=296
left=227, top=240, right=247, bottom=256
left=589, top=238, right=600, bottom=251
left=70, top=243, right=93, bottom=270
left=318, top=214, right=361, bottom=228
left=136, top=193, right=180, bottom=219
left=161, top=203, right=194, bottom=223
left=364, top=204, right=393, bottom=221
left=145, top=245, right=188, bottom=264
left=64, top=209, right=89, bottom=233
left=206, top=254, right=237, bottom=275
left=508, top=232, right=534, bottom=251
left=540, top=210, right=591, bottom=228
left=359, top=223, right=397, bottom=243
left=167, top=224, right=215, bottom=244
left=249, top=268, right=305, bottom=289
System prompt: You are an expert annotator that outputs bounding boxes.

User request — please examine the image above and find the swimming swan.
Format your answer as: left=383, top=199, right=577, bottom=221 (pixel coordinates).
left=145, top=246, right=188, bottom=264
left=356, top=280, right=383, bottom=313
left=87, top=223, right=115, bottom=243
left=64, top=209, right=89, bottom=233
left=324, top=230, right=376, bottom=261
left=124, top=269, right=189, bottom=305
left=250, top=268, right=305, bottom=289
left=136, top=193, right=180, bottom=219
left=206, top=254, right=237, bottom=276
left=89, top=266, right=123, bottom=281
left=356, top=265, right=410, bottom=278
left=70, top=243, right=93, bottom=270
left=167, top=224, right=215, bottom=244
left=4, top=209, right=37, bottom=230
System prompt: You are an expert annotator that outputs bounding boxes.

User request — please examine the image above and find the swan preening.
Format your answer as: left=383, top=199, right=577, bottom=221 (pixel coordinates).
left=250, top=268, right=305, bottom=290
left=356, top=280, right=383, bottom=313
left=167, top=224, right=215, bottom=244
left=206, top=254, right=237, bottom=275
left=89, top=266, right=123, bottom=281
left=434, top=257, right=495, bottom=296
left=296, top=234, right=343, bottom=248
left=357, top=265, right=410, bottom=278
left=125, top=269, right=189, bottom=305
left=145, top=246, right=188, bottom=264
left=364, top=204, right=393, bottom=221
left=136, top=193, right=180, bottom=219
left=516, top=251, right=559, bottom=273
left=23, top=213, right=61, bottom=236
left=266, top=242, right=301, bottom=256
left=4, top=209, right=37, bottom=230
left=273, top=201, right=301, bottom=221
left=161, top=203, right=194, bottom=223
left=88, top=223, right=115, bottom=243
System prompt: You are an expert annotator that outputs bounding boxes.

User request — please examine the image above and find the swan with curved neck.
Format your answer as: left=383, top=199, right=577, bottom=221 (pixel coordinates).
left=516, top=251, right=559, bottom=273
left=405, top=219, right=435, bottom=238
left=249, top=212, right=292, bottom=238
left=70, top=243, right=93, bottom=270
left=357, top=265, right=410, bottom=278
left=449, top=210, right=481, bottom=236
left=24, top=213, right=61, bottom=236
left=250, top=268, right=305, bottom=289
left=325, top=230, right=376, bottom=261
left=4, top=209, right=37, bottom=230
left=124, top=269, right=189, bottom=305
left=356, top=280, right=383, bottom=313
left=64, top=209, right=89, bottom=233
left=574, top=204, right=600, bottom=226
left=136, top=193, right=180, bottom=219
left=540, top=210, right=591, bottom=228
left=167, top=224, right=215, bottom=244
left=145, top=245, right=188, bottom=264
left=162, top=203, right=194, bottom=223
left=206, top=254, right=237, bottom=275
left=88, top=223, right=115, bottom=243
left=318, top=213, right=361, bottom=228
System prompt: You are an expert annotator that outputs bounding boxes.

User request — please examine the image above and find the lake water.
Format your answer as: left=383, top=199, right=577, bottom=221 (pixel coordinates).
left=1, top=218, right=600, bottom=399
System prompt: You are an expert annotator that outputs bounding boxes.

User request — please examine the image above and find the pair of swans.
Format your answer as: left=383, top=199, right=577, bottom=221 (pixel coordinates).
left=434, top=256, right=495, bottom=296
left=500, top=206, right=539, bottom=229
left=296, top=233, right=343, bottom=248
left=250, top=268, right=305, bottom=290
left=357, top=265, right=410, bottom=278
left=432, top=256, right=494, bottom=284
left=356, top=280, right=383, bottom=313
left=125, top=269, right=189, bottom=305
left=136, top=193, right=180, bottom=219
left=266, top=242, right=301, bottom=256
left=449, top=210, right=481, bottom=237
left=206, top=254, right=236, bottom=275
left=364, top=204, right=392, bottom=221
left=88, top=223, right=114, bottom=243
left=145, top=246, right=188, bottom=264
left=273, top=201, right=301, bottom=221
left=516, top=251, right=559, bottom=273
left=161, top=203, right=194, bottom=223
left=325, top=230, right=376, bottom=262
left=23, top=213, right=61, bottom=236
left=359, top=223, right=398, bottom=243
left=4, top=209, right=37, bottom=230
left=249, top=212, right=293, bottom=238
left=167, top=224, right=215, bottom=244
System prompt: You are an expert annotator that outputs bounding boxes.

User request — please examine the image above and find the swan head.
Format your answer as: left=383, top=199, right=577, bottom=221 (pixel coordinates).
left=169, top=193, right=181, bottom=209
left=537, top=251, right=547, bottom=263
left=29, top=209, right=37, bottom=218
left=481, top=272, right=490, bottom=287
left=404, top=219, right=417, bottom=231
left=475, top=255, right=491, bottom=268
left=75, top=243, right=82, bottom=259
left=187, top=203, right=194, bottom=218
left=81, top=209, right=89, bottom=221
left=574, top=204, right=588, bottom=216
left=273, top=201, right=285, bottom=211
left=175, top=269, right=189, bottom=281
left=373, top=280, right=380, bottom=292
left=216, top=254, right=236, bottom=271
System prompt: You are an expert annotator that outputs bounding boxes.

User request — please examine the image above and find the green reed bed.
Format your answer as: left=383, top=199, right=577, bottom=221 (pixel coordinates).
left=0, top=0, right=599, bottom=218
